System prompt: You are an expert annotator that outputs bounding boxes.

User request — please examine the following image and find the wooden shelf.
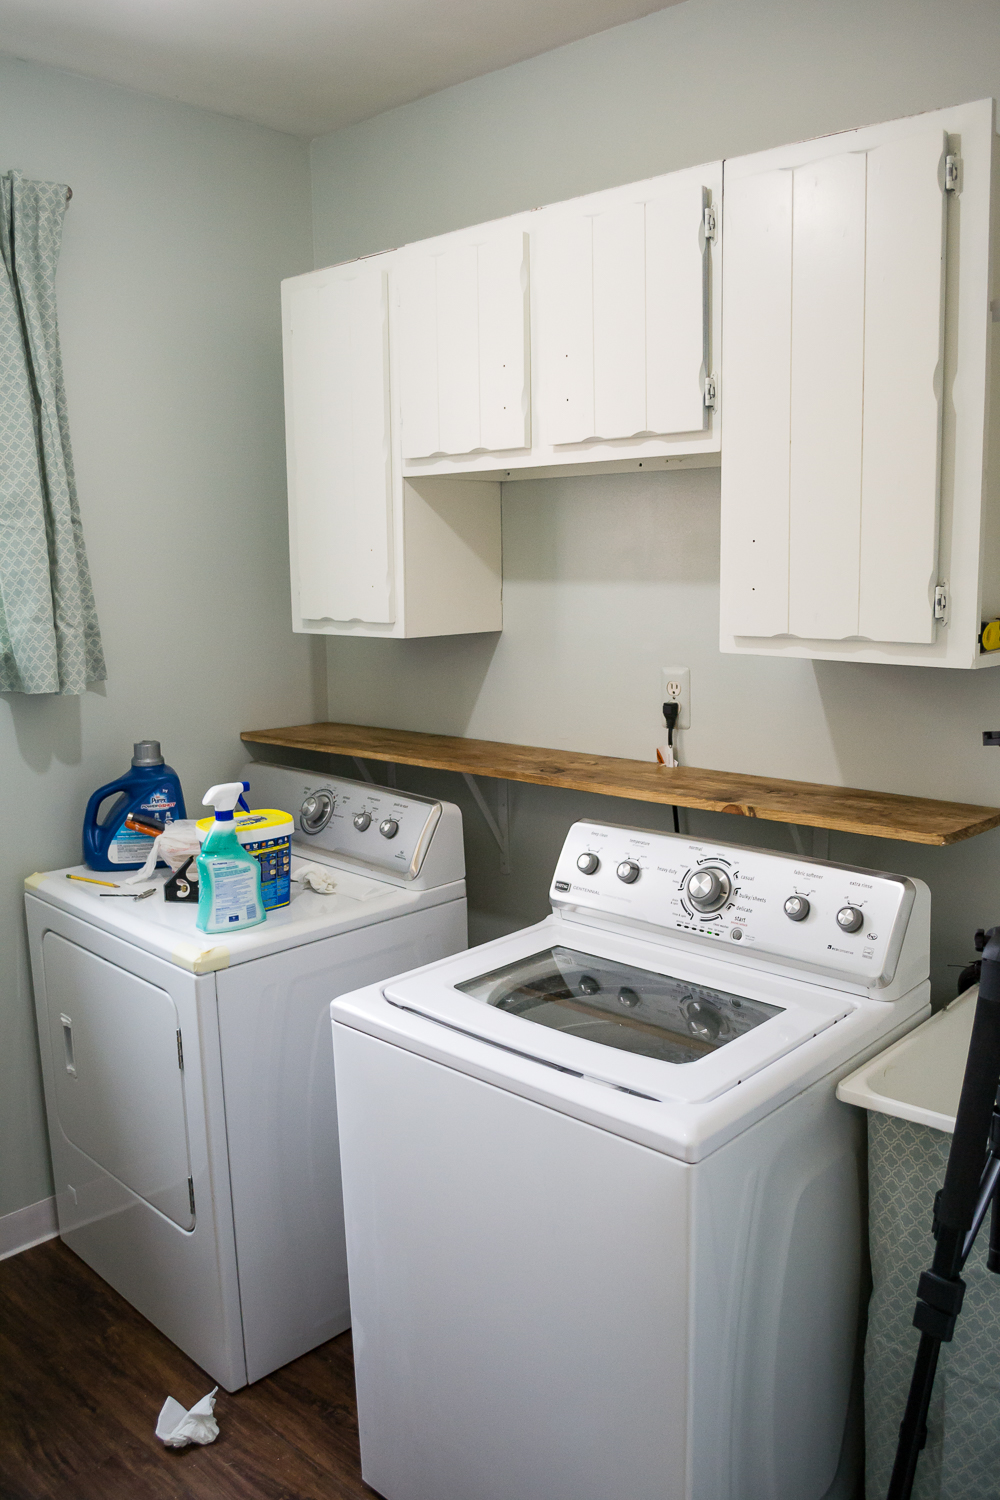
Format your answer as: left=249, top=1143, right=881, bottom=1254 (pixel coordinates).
left=241, top=721, right=1000, bottom=847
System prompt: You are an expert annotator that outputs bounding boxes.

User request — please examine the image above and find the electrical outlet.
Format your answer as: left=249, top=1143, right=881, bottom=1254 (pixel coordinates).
left=660, top=667, right=691, bottom=730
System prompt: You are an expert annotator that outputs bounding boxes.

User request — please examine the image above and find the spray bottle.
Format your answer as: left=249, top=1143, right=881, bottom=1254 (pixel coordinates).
left=196, top=782, right=266, bottom=934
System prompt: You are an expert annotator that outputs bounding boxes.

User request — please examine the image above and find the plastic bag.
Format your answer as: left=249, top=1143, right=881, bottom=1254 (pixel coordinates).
left=124, top=820, right=203, bottom=885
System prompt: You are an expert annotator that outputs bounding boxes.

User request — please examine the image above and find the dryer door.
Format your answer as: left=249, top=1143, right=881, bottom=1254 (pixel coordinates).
left=42, top=932, right=195, bottom=1229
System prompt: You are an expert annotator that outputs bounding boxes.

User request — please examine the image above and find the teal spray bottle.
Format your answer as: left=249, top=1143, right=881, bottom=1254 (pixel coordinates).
left=196, top=782, right=266, bottom=934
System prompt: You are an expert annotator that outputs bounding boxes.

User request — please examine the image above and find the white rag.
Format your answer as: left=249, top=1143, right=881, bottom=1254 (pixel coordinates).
left=291, top=863, right=338, bottom=895
left=155, top=1386, right=219, bottom=1447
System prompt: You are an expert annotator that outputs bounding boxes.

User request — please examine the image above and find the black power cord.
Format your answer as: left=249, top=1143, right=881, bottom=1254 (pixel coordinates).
left=662, top=701, right=680, bottom=835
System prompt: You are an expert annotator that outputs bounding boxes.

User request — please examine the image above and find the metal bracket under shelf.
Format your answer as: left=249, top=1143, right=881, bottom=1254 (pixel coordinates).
left=787, top=825, right=830, bottom=860
left=462, top=774, right=510, bottom=875
left=353, top=758, right=397, bottom=788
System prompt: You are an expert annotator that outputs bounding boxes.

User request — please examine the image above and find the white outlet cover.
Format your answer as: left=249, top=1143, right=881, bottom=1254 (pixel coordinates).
left=660, top=666, right=691, bottom=730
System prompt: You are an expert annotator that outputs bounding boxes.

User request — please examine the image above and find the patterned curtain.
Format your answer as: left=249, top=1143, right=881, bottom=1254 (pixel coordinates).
left=0, top=171, right=106, bottom=694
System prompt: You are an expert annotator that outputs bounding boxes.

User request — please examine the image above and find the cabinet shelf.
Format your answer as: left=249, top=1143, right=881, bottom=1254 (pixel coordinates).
left=241, top=722, right=1000, bottom=847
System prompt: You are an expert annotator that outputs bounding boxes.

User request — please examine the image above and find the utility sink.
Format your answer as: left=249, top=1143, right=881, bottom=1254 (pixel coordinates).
left=837, top=987, right=978, bottom=1134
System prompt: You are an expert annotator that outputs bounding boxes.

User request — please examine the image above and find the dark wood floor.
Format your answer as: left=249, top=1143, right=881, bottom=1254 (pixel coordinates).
left=0, top=1238, right=375, bottom=1499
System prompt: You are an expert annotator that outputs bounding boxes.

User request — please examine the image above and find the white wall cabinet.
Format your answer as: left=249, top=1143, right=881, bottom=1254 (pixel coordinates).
left=397, top=227, right=530, bottom=460
left=720, top=97, right=1000, bottom=669
left=397, top=162, right=722, bottom=483
left=282, top=256, right=502, bottom=638
left=283, top=100, right=997, bottom=658
left=538, top=169, right=711, bottom=446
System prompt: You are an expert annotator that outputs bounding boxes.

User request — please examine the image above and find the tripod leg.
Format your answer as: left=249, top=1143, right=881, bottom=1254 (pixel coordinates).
left=989, top=1181, right=1000, bottom=1274
left=887, top=1332, right=941, bottom=1499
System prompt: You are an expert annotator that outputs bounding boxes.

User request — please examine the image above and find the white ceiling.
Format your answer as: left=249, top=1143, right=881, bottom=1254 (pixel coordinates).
left=0, top=0, right=685, bottom=139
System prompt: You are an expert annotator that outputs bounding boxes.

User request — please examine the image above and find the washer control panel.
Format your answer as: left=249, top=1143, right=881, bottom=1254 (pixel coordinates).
left=550, top=821, right=917, bottom=989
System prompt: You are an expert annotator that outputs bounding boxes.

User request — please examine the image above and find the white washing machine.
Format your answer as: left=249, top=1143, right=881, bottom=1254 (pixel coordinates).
left=331, top=820, right=932, bottom=1500
left=25, top=761, right=466, bottom=1391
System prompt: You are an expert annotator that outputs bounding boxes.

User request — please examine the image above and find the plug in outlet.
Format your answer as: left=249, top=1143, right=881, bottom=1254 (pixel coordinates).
left=660, top=667, right=691, bottom=730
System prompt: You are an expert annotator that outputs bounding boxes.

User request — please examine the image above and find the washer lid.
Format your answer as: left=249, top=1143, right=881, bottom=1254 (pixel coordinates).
left=383, top=920, right=853, bottom=1105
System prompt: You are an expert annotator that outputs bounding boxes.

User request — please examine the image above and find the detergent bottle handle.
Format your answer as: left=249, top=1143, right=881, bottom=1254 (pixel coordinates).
left=84, top=776, right=130, bottom=831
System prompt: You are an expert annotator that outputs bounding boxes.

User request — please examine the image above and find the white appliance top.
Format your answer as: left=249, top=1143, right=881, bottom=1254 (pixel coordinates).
left=333, top=821, right=931, bottom=1160
left=25, top=762, right=465, bottom=974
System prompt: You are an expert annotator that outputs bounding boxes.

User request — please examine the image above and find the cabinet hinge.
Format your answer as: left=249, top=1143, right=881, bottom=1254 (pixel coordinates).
left=176, top=1029, right=184, bottom=1070
left=933, top=584, right=949, bottom=622
left=703, top=204, right=718, bottom=242
left=704, top=373, right=718, bottom=410
left=945, top=155, right=961, bottom=192
left=188, top=1177, right=196, bottom=1217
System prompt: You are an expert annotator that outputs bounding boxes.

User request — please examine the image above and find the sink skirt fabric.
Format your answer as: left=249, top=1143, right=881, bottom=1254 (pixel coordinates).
left=866, top=1111, right=1000, bottom=1499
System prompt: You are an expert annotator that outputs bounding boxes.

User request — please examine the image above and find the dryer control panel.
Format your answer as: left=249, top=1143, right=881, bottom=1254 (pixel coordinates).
left=243, top=762, right=456, bottom=883
left=549, top=821, right=924, bottom=992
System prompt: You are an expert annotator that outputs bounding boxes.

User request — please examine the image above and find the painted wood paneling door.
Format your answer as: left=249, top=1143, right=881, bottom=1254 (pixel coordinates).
left=539, top=167, right=711, bottom=445
left=282, top=260, right=394, bottom=625
left=396, top=227, right=530, bottom=459
left=721, top=125, right=948, bottom=647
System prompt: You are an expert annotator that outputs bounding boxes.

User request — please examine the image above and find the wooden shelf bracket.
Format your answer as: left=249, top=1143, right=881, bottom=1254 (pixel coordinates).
left=788, top=825, right=831, bottom=860
left=462, top=774, right=511, bottom=875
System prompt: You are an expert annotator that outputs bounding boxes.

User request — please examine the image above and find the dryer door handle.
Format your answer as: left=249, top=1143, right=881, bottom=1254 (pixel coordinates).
left=60, top=1014, right=77, bottom=1076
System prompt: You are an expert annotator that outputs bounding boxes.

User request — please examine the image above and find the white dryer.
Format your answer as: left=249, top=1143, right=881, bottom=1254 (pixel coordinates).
left=332, top=820, right=932, bottom=1500
left=25, top=762, right=466, bottom=1391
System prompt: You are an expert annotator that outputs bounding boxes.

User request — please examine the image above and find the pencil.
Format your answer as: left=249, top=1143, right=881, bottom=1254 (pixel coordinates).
left=66, top=873, right=119, bottom=889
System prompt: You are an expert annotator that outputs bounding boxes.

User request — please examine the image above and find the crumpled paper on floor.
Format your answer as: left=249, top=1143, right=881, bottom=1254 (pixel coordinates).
left=155, top=1386, right=219, bottom=1447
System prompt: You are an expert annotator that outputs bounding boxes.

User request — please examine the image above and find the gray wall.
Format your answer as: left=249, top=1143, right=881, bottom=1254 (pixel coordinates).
left=1, top=57, right=319, bottom=1221
left=308, top=0, right=1000, bottom=992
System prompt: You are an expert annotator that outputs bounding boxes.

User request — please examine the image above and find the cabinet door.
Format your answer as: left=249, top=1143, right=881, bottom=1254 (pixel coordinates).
left=397, top=228, right=530, bottom=459
left=283, top=264, right=394, bottom=625
left=540, top=172, right=709, bottom=444
left=721, top=127, right=947, bottom=645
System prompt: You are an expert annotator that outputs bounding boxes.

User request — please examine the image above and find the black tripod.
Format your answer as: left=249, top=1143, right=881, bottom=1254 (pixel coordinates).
left=887, top=925, right=1000, bottom=1499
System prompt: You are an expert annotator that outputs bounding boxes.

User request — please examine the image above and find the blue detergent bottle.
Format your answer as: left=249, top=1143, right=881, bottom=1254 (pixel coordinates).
left=83, top=740, right=186, bottom=871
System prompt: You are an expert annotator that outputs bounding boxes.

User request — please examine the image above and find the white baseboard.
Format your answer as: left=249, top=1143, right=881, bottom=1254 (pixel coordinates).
left=0, top=1195, right=58, bottom=1261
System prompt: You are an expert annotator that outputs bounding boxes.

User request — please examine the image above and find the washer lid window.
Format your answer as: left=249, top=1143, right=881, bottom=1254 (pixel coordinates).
left=457, top=947, right=781, bottom=1067
left=383, top=920, right=856, bottom=1104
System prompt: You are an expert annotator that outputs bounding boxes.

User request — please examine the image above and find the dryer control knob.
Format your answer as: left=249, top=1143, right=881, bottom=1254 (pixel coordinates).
left=616, top=861, right=641, bottom=884
left=299, top=790, right=334, bottom=835
left=353, top=812, right=372, bottom=831
left=686, top=866, right=731, bottom=913
left=784, top=896, right=810, bottom=922
left=577, top=852, right=600, bottom=875
left=836, top=905, right=864, bottom=933
left=379, top=819, right=399, bottom=839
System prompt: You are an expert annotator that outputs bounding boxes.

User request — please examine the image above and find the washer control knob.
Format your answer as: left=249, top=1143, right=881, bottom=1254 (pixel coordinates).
left=577, top=852, right=600, bottom=875
left=299, top=790, right=334, bottom=835
left=686, top=866, right=732, bottom=913
left=616, top=861, right=641, bottom=884
left=379, top=819, right=399, bottom=839
left=836, top=905, right=864, bottom=934
left=353, top=812, right=372, bottom=832
left=784, top=896, right=810, bottom=923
